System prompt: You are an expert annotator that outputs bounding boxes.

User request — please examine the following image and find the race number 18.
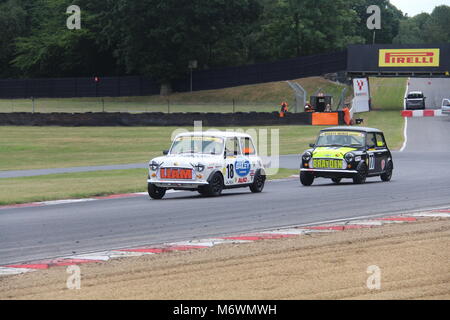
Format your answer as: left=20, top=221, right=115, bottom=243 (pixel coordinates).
left=227, top=164, right=234, bottom=179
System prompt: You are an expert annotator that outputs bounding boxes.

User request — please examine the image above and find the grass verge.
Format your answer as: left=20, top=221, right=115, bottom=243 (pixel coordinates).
left=355, top=77, right=407, bottom=150
left=0, top=126, right=324, bottom=171
left=0, top=168, right=299, bottom=205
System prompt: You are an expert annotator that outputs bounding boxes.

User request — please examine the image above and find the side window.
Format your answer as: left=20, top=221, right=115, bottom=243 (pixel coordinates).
left=225, top=138, right=240, bottom=157
left=366, top=133, right=376, bottom=149
left=240, top=137, right=256, bottom=155
left=375, top=133, right=386, bottom=148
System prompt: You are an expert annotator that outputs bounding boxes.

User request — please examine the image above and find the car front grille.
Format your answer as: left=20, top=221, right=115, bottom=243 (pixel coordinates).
left=313, top=159, right=343, bottom=169
left=159, top=168, right=193, bottom=180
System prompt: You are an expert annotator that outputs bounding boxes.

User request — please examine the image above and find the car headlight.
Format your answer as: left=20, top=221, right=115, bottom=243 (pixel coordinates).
left=191, top=163, right=205, bottom=172
left=149, top=161, right=161, bottom=171
left=302, top=151, right=312, bottom=161
left=344, top=152, right=355, bottom=162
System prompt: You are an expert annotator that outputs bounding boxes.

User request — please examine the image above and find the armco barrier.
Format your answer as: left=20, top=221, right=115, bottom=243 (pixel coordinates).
left=0, top=112, right=345, bottom=126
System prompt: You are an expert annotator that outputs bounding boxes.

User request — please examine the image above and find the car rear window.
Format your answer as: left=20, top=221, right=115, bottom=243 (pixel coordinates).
left=407, top=93, right=423, bottom=99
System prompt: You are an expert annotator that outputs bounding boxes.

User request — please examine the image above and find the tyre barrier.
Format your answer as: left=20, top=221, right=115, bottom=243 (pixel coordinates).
left=0, top=111, right=345, bottom=127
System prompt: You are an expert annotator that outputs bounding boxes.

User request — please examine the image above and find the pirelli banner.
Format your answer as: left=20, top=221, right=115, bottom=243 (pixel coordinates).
left=347, top=44, right=450, bottom=76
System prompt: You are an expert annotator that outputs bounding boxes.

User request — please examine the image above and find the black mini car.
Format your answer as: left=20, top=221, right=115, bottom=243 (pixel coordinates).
left=300, top=127, right=393, bottom=186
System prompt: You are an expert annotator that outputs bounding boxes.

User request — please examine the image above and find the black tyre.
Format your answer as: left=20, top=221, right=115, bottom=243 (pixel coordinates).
left=148, top=183, right=166, bottom=199
left=353, top=162, right=368, bottom=184
left=250, top=171, right=266, bottom=193
left=380, top=161, right=393, bottom=182
left=197, top=187, right=209, bottom=195
left=300, top=171, right=314, bottom=186
left=202, top=172, right=224, bottom=196
left=331, top=177, right=342, bottom=184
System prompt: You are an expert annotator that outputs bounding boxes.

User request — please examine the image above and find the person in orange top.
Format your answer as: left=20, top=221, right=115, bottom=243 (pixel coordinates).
left=279, top=102, right=289, bottom=117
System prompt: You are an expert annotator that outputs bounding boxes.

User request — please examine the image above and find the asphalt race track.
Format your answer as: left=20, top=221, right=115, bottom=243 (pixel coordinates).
left=1, top=78, right=449, bottom=265
left=407, top=78, right=450, bottom=109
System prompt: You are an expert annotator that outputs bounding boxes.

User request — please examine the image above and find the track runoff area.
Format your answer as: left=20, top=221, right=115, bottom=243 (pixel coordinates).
left=0, top=78, right=449, bottom=303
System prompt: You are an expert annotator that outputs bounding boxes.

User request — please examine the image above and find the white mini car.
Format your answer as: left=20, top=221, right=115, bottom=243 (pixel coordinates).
left=147, top=131, right=266, bottom=199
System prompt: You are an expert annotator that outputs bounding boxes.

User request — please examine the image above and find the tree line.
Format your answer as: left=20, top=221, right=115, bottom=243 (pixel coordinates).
left=0, top=0, right=449, bottom=92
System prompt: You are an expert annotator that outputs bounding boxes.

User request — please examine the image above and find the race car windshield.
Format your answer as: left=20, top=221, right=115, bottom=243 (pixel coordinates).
left=407, top=93, right=423, bottom=99
left=170, top=136, right=224, bottom=155
left=316, top=131, right=365, bottom=147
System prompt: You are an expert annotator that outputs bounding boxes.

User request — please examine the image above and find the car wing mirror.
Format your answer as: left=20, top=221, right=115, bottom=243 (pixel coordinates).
left=163, top=150, right=169, bottom=155
left=309, top=143, right=315, bottom=148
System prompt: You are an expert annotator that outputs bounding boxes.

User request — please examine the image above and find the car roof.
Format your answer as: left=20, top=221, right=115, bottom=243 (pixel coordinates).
left=320, top=126, right=383, bottom=133
left=175, top=131, right=252, bottom=139
left=408, top=91, right=423, bottom=95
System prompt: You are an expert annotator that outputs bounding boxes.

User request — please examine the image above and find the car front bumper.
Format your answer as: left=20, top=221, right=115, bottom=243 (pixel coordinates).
left=147, top=179, right=209, bottom=189
left=405, top=105, right=425, bottom=110
left=301, top=168, right=358, bottom=178
left=442, top=108, right=450, bottom=115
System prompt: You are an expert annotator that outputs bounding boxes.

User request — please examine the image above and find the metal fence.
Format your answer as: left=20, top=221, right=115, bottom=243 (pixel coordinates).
left=0, top=50, right=347, bottom=99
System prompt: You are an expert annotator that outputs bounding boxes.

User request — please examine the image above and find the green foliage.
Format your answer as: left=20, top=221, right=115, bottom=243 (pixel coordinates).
left=97, top=0, right=262, bottom=83
left=0, top=0, right=28, bottom=77
left=352, top=0, right=404, bottom=44
left=10, top=0, right=116, bottom=77
left=251, top=0, right=365, bottom=61
left=2, top=0, right=448, bottom=88
left=394, top=5, right=450, bottom=44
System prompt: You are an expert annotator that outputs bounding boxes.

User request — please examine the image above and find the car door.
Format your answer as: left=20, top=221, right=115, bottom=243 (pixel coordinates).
left=239, top=137, right=257, bottom=184
left=224, top=137, right=247, bottom=186
left=375, top=133, right=389, bottom=173
left=365, top=133, right=377, bottom=174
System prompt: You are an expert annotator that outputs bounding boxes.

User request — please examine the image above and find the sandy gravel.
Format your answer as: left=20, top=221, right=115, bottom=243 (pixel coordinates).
left=1, top=218, right=449, bottom=300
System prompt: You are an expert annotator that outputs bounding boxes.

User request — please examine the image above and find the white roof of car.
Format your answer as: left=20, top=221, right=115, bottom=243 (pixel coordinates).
left=408, top=91, right=423, bottom=95
left=175, top=131, right=252, bottom=139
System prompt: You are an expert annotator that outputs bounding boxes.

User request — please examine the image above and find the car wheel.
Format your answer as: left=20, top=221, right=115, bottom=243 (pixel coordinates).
left=300, top=171, right=314, bottom=186
left=250, top=171, right=266, bottom=193
left=197, top=187, right=209, bottom=195
left=331, top=177, right=342, bottom=184
left=353, top=163, right=367, bottom=184
left=380, top=161, right=393, bottom=182
left=148, top=183, right=166, bottom=199
left=203, top=172, right=224, bottom=196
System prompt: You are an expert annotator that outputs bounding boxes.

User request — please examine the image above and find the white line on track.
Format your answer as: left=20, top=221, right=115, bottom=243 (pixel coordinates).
left=400, top=77, right=410, bottom=152
left=256, top=203, right=450, bottom=233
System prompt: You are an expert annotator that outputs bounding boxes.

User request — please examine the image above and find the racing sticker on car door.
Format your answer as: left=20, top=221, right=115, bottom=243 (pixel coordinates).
left=368, top=152, right=375, bottom=170
left=235, top=159, right=251, bottom=184
left=226, top=163, right=235, bottom=180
